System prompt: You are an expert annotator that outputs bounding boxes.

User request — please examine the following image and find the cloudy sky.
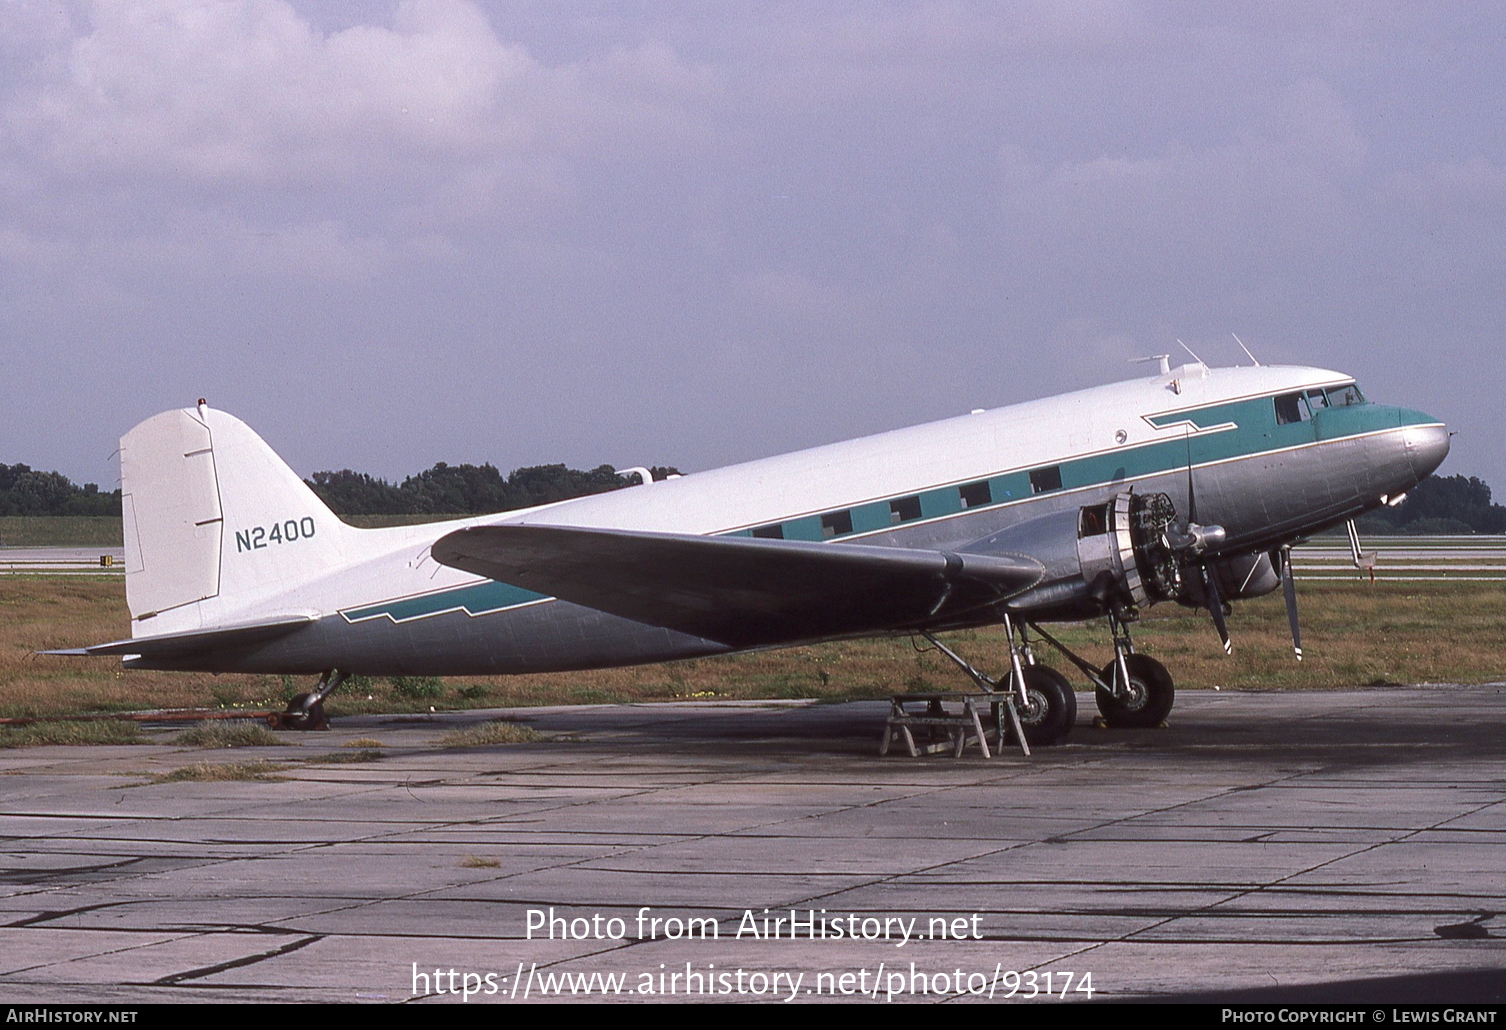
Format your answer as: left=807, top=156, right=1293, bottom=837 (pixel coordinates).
left=3, top=1, right=1503, bottom=493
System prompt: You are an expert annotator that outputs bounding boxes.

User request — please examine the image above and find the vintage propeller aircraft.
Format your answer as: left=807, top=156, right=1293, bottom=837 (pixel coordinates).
left=51, top=357, right=1448, bottom=745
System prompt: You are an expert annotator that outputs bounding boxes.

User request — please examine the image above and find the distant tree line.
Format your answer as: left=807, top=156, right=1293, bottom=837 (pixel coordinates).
left=305, top=462, right=682, bottom=516
left=1357, top=474, right=1506, bottom=535
left=0, top=458, right=678, bottom=519
left=0, top=463, right=121, bottom=516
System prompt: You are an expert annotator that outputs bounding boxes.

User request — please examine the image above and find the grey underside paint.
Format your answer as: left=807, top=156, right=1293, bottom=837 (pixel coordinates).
left=132, top=426, right=1428, bottom=676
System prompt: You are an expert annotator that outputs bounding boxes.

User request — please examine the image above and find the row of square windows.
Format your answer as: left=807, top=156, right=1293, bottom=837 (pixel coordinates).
left=748, top=465, right=1064, bottom=540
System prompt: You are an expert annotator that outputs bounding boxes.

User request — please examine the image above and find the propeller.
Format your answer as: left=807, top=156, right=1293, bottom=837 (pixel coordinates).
left=1183, top=429, right=1232, bottom=654
left=1199, top=562, right=1232, bottom=654
left=1278, top=544, right=1303, bottom=661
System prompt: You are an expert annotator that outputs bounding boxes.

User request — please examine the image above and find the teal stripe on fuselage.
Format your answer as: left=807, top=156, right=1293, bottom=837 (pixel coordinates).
left=726, top=396, right=1408, bottom=540
left=343, top=580, right=546, bottom=624
left=341, top=397, right=1417, bottom=626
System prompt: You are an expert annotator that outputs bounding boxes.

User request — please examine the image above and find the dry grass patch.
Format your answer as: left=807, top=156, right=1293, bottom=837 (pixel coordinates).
left=152, top=761, right=287, bottom=782
left=9, top=577, right=1506, bottom=720
left=172, top=721, right=280, bottom=748
left=439, top=720, right=541, bottom=748
left=309, top=749, right=384, bottom=764
left=0, top=719, right=142, bottom=747
left=342, top=738, right=385, bottom=748
left=459, top=855, right=501, bottom=868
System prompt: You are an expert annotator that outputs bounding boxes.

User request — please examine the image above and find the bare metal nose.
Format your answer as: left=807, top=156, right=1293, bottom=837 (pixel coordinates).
left=1404, top=422, right=1450, bottom=480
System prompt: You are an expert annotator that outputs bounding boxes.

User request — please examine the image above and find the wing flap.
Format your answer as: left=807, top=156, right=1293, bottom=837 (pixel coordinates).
left=431, top=525, right=1042, bottom=648
left=41, top=614, right=314, bottom=659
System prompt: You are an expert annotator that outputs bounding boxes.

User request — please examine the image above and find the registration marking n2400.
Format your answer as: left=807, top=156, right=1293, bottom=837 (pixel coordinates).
left=236, top=518, right=316, bottom=552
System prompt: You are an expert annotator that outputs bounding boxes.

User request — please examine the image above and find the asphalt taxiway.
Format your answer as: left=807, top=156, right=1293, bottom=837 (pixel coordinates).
left=0, top=686, right=1502, bottom=1003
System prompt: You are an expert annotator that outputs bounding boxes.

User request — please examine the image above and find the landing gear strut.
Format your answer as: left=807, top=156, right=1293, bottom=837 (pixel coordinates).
left=267, top=669, right=348, bottom=731
left=920, top=612, right=1077, bottom=751
left=1026, top=613, right=1177, bottom=728
left=1093, top=612, right=1174, bottom=727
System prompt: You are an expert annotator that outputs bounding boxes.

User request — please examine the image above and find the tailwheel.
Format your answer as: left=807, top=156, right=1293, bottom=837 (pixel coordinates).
left=1008, top=665, right=1077, bottom=747
left=268, top=692, right=330, bottom=731
left=1095, top=654, right=1174, bottom=728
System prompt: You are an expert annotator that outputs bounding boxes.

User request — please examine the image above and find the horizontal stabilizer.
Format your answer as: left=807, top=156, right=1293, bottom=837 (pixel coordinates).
left=42, top=614, right=314, bottom=659
left=431, top=525, right=1043, bottom=648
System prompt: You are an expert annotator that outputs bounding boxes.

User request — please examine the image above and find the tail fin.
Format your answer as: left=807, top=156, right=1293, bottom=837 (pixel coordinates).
left=121, top=403, right=354, bottom=631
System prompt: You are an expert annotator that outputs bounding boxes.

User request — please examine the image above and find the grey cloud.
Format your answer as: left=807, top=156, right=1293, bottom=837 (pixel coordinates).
left=1, top=1, right=1501, bottom=493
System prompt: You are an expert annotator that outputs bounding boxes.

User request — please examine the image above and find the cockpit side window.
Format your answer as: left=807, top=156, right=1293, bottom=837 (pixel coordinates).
left=1305, top=389, right=1329, bottom=410
left=1274, top=392, right=1311, bottom=425
left=1325, top=383, right=1364, bottom=407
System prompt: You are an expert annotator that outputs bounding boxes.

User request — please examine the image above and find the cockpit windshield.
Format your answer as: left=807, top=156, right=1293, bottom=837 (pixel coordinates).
left=1274, top=382, right=1366, bottom=425
left=1326, top=383, right=1364, bottom=406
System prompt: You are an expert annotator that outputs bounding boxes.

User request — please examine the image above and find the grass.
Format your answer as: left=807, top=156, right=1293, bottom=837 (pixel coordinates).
left=0, top=719, right=142, bottom=747
left=0, top=517, right=123, bottom=547
left=343, top=738, right=385, bottom=748
left=3, top=577, right=1504, bottom=723
left=459, top=855, right=501, bottom=869
left=152, top=761, right=287, bottom=782
left=439, top=720, right=541, bottom=747
left=309, top=749, right=384, bottom=763
left=172, top=721, right=281, bottom=748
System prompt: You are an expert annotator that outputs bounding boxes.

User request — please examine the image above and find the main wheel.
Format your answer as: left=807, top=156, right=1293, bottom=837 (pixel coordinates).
left=1095, top=654, right=1174, bottom=728
left=1006, top=665, right=1077, bottom=746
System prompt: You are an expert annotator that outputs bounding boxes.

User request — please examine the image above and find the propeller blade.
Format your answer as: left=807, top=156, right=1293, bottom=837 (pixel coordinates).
left=1201, top=563, right=1232, bottom=655
left=1279, top=545, right=1303, bottom=661
left=1188, top=430, right=1231, bottom=655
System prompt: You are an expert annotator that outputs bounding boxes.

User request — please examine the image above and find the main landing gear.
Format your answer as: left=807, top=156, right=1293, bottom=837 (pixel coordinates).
left=922, top=609, right=1179, bottom=754
left=1028, top=611, right=1176, bottom=729
left=266, top=669, right=348, bottom=731
left=921, top=613, right=1078, bottom=753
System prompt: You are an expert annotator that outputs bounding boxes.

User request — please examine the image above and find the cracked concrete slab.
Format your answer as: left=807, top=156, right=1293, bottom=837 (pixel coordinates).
left=0, top=687, right=1501, bottom=1003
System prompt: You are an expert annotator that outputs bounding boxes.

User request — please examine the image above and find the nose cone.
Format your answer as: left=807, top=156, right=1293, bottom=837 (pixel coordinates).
left=1401, top=417, right=1450, bottom=482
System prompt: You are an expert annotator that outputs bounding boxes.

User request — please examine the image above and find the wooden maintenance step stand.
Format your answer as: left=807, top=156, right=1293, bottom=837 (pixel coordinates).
left=880, top=693, right=1004, bottom=758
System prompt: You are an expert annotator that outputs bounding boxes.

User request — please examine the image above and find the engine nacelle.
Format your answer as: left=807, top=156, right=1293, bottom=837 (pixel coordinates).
left=963, top=491, right=1276, bottom=620
left=1178, top=551, right=1281, bottom=608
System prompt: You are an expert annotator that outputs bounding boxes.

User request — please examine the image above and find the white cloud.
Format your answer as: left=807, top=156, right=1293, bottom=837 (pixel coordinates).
left=12, top=0, right=536, bottom=183
left=0, top=0, right=718, bottom=283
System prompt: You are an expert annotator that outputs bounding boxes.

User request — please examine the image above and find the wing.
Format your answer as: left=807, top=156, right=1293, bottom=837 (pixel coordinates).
left=41, top=614, right=314, bottom=659
left=431, top=524, right=1043, bottom=648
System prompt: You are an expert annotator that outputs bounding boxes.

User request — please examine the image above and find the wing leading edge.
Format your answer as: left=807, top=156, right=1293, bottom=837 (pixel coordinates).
left=431, top=524, right=1044, bottom=649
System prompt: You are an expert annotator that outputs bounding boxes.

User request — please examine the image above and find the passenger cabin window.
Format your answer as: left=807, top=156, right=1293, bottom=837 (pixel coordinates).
left=1327, top=383, right=1364, bottom=406
left=1274, top=392, right=1314, bottom=425
left=821, top=511, right=853, bottom=538
left=889, top=495, right=922, bottom=524
left=958, top=481, right=992, bottom=508
left=1029, top=466, right=1063, bottom=494
left=751, top=524, right=784, bottom=540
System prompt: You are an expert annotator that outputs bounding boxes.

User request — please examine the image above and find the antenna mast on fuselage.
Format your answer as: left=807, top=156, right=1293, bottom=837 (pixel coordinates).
left=1231, top=333, right=1261, bottom=366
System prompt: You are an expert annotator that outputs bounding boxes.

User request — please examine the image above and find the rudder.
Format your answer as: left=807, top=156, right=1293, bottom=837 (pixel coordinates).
left=121, top=403, right=354, bottom=632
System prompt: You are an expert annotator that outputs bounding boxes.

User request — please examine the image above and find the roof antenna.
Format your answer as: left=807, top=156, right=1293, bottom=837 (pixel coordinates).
left=1231, top=333, right=1261, bottom=366
left=1176, top=339, right=1205, bottom=365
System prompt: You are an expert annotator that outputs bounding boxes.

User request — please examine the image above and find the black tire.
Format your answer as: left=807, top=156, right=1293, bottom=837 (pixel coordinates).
left=1006, top=665, right=1077, bottom=746
left=1095, top=654, right=1175, bottom=728
left=280, top=693, right=329, bottom=732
